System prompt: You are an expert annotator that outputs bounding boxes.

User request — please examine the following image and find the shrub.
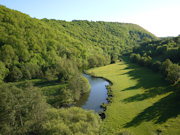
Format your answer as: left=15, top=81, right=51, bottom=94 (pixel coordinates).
left=0, top=61, right=9, bottom=82
left=165, top=63, right=180, bottom=84
left=8, top=66, right=23, bottom=82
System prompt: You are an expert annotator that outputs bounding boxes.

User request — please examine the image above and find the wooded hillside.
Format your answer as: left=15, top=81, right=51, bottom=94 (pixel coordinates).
left=0, top=5, right=157, bottom=83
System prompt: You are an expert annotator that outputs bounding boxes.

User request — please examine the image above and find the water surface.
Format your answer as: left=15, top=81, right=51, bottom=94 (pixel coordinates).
left=75, top=73, right=109, bottom=113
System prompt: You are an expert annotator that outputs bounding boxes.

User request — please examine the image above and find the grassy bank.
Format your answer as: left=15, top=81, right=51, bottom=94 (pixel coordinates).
left=87, top=57, right=180, bottom=135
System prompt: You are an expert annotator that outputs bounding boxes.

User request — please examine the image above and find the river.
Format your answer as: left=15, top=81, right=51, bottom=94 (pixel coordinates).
left=75, top=73, right=109, bottom=113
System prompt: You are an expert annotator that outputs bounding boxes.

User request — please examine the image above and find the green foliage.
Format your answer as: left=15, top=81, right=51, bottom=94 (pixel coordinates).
left=60, top=87, right=73, bottom=106
left=142, top=56, right=152, bottom=67
left=111, top=54, right=118, bottom=64
left=56, top=58, right=77, bottom=83
left=0, top=5, right=159, bottom=135
left=132, top=36, right=180, bottom=63
left=0, top=82, right=101, bottom=135
left=68, top=73, right=90, bottom=100
left=88, top=54, right=110, bottom=68
left=0, top=5, right=157, bottom=83
left=129, top=53, right=141, bottom=63
left=131, top=36, right=180, bottom=85
left=165, top=62, right=180, bottom=84
left=42, top=107, right=101, bottom=135
left=44, top=68, right=57, bottom=82
left=21, top=65, right=32, bottom=80
left=8, top=66, right=23, bottom=82
left=0, top=44, right=15, bottom=68
left=0, top=82, right=49, bottom=134
left=160, top=59, right=173, bottom=78
left=142, top=37, right=152, bottom=42
left=130, top=54, right=180, bottom=84
left=130, top=53, right=152, bottom=67
left=0, top=61, right=9, bottom=82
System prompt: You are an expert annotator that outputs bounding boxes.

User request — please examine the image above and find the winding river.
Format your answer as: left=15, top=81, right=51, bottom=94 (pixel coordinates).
left=75, top=73, right=109, bottom=113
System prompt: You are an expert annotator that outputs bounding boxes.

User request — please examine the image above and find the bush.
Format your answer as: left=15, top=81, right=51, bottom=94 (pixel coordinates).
left=44, top=68, right=56, bottom=82
left=68, top=73, right=90, bottom=100
left=0, top=61, right=9, bottom=82
left=165, top=63, right=180, bottom=84
left=0, top=83, right=48, bottom=134
left=160, top=59, right=180, bottom=84
left=129, top=53, right=141, bottom=63
left=160, top=59, right=173, bottom=78
left=42, top=107, right=101, bottom=135
left=8, top=66, right=23, bottom=82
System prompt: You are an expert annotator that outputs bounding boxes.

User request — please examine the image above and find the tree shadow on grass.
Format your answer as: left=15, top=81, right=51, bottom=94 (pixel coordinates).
left=121, top=58, right=170, bottom=102
left=120, top=57, right=180, bottom=127
left=33, top=79, right=60, bottom=88
left=122, top=86, right=172, bottom=103
left=124, top=92, right=180, bottom=127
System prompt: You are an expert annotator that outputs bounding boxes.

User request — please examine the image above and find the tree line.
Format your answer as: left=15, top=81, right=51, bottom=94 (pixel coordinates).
left=129, top=36, right=180, bottom=91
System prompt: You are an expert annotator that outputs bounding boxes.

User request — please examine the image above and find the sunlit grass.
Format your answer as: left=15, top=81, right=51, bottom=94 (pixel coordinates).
left=87, top=57, right=180, bottom=135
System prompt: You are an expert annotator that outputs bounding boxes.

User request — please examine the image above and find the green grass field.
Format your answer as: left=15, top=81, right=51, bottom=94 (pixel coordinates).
left=87, top=57, right=180, bottom=135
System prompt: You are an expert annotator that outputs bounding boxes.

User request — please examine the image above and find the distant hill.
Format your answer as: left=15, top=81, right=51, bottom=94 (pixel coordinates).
left=41, top=19, right=157, bottom=55
left=0, top=5, right=157, bottom=82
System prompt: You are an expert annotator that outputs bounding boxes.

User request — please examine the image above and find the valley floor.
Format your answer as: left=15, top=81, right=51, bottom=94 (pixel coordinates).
left=87, top=57, right=180, bottom=135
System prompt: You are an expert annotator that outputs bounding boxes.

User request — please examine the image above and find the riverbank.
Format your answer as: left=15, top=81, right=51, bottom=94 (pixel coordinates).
left=86, top=57, right=180, bottom=135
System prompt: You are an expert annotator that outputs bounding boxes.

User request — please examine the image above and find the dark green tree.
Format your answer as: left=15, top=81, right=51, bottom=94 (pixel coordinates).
left=0, top=61, right=9, bottom=82
left=165, top=63, right=180, bottom=84
left=0, top=45, right=15, bottom=68
left=44, top=68, right=57, bottom=82
left=68, top=73, right=90, bottom=100
left=42, top=107, right=101, bottom=135
left=160, top=59, right=173, bottom=78
left=0, top=83, right=49, bottom=134
left=8, top=66, right=23, bottom=82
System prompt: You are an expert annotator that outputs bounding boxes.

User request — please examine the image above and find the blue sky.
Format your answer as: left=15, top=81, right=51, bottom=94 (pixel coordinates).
left=1, top=0, right=180, bottom=37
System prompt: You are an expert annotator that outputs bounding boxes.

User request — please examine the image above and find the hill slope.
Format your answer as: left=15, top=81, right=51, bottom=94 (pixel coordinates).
left=0, top=5, right=157, bottom=83
left=41, top=19, right=157, bottom=55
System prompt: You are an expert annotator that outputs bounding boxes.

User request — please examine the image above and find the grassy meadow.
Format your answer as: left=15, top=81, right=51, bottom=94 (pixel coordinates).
left=87, top=57, right=180, bottom=135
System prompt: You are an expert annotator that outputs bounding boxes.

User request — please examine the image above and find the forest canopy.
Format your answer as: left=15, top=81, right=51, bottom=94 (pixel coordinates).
left=0, top=5, right=157, bottom=83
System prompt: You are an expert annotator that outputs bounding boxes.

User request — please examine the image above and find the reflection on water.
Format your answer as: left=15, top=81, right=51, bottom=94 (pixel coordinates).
left=75, top=73, right=109, bottom=113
